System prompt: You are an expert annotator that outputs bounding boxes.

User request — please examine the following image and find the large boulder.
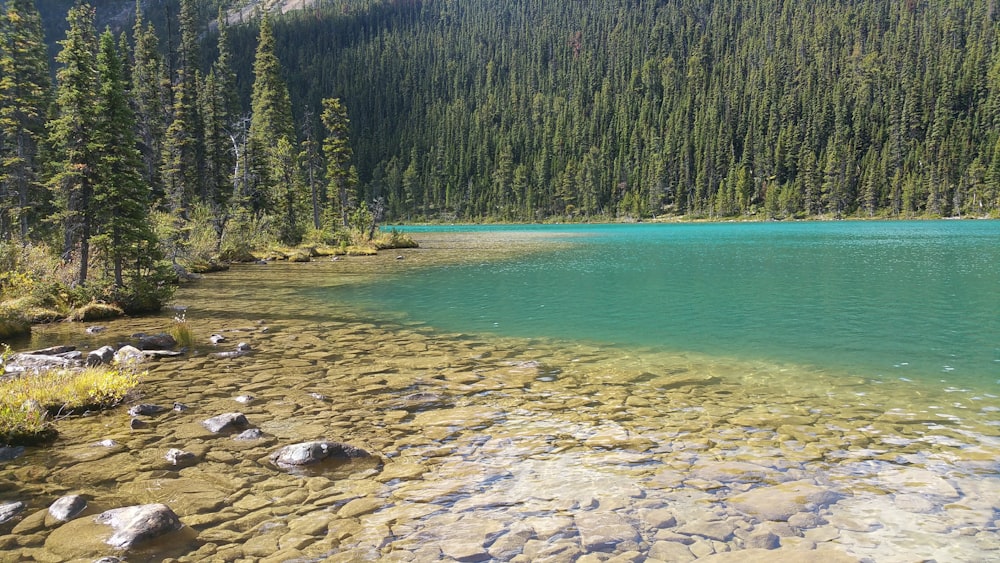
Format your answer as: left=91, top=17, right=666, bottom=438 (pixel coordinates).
left=269, top=441, right=371, bottom=469
left=95, top=503, right=183, bottom=549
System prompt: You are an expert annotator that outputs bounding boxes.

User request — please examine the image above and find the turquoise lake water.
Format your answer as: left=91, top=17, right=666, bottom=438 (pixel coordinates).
left=330, top=221, right=1000, bottom=390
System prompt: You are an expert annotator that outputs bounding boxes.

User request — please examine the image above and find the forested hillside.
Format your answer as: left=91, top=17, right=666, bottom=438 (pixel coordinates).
left=222, top=0, right=1000, bottom=221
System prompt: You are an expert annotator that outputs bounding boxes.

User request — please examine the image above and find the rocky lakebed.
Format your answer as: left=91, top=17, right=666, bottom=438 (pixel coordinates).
left=0, top=243, right=998, bottom=562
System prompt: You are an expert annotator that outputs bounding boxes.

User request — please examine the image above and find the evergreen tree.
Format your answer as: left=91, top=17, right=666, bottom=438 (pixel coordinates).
left=247, top=12, right=294, bottom=216
left=47, top=2, right=99, bottom=285
left=0, top=0, right=51, bottom=240
left=130, top=0, right=166, bottom=198
left=93, top=29, right=159, bottom=293
left=320, top=96, right=352, bottom=229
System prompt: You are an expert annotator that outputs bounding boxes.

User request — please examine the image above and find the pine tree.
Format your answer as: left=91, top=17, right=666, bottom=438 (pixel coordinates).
left=0, top=0, right=51, bottom=240
left=47, top=3, right=99, bottom=285
left=93, top=29, right=159, bottom=293
left=320, top=97, right=353, bottom=229
left=131, top=1, right=166, bottom=198
left=248, top=13, right=294, bottom=215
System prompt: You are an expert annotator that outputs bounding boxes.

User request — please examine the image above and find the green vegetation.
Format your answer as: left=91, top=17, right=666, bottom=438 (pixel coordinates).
left=7, top=0, right=996, bottom=314
left=221, top=0, right=1000, bottom=221
left=170, top=312, right=195, bottom=348
left=0, top=346, right=141, bottom=444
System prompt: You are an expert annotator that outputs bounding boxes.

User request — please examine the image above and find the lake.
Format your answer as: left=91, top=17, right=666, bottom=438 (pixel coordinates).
left=332, top=221, right=1000, bottom=390
left=3, top=220, right=999, bottom=561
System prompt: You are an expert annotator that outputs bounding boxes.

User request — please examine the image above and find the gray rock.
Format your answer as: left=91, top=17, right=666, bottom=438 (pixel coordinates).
left=55, top=351, right=83, bottom=361
left=85, top=325, right=107, bottom=334
left=48, top=495, right=88, bottom=522
left=114, top=345, right=145, bottom=366
left=94, top=557, right=122, bottom=563
left=208, top=334, right=226, bottom=345
left=127, top=404, right=165, bottom=417
left=0, top=501, right=25, bottom=524
left=269, top=441, right=371, bottom=469
left=172, top=402, right=189, bottom=412
left=95, top=503, right=183, bottom=549
left=86, top=346, right=116, bottom=367
left=210, top=342, right=252, bottom=359
left=233, top=394, right=254, bottom=404
left=26, top=345, right=76, bottom=355
left=573, top=511, right=641, bottom=551
left=233, top=428, right=265, bottom=441
left=135, top=333, right=177, bottom=350
left=10, top=353, right=78, bottom=370
left=202, top=412, right=250, bottom=433
left=129, top=418, right=148, bottom=430
left=165, top=448, right=195, bottom=466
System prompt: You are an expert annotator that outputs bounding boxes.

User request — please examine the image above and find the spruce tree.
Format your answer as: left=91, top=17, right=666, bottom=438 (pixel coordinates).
left=131, top=1, right=165, bottom=198
left=320, top=97, right=353, bottom=229
left=93, top=29, right=159, bottom=293
left=47, top=3, right=99, bottom=286
left=248, top=13, right=294, bottom=215
left=0, top=0, right=51, bottom=240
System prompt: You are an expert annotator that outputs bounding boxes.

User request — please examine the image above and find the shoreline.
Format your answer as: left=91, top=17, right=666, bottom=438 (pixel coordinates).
left=2, top=229, right=998, bottom=560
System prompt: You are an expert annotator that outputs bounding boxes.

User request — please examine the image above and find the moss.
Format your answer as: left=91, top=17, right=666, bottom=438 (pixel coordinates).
left=67, top=302, right=124, bottom=322
left=0, top=302, right=31, bottom=339
left=346, top=245, right=378, bottom=256
left=218, top=244, right=257, bottom=263
left=288, top=250, right=312, bottom=262
left=188, top=259, right=230, bottom=274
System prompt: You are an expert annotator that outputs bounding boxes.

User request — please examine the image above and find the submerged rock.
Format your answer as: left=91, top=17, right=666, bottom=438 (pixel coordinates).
left=165, top=448, right=196, bottom=466
left=95, top=503, right=183, bottom=549
left=210, top=342, right=252, bottom=359
left=48, top=495, right=88, bottom=523
left=729, top=480, right=842, bottom=522
left=0, top=446, right=25, bottom=462
left=128, top=404, right=165, bottom=417
left=269, top=441, right=372, bottom=469
left=202, top=412, right=250, bottom=434
left=233, top=428, right=265, bottom=441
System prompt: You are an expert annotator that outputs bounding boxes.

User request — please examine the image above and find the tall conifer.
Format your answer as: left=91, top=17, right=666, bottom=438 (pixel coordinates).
left=0, top=0, right=51, bottom=239
left=47, top=3, right=99, bottom=285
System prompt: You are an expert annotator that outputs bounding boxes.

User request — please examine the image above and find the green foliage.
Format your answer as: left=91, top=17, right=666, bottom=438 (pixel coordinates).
left=216, top=0, right=1000, bottom=221
left=0, top=361, right=140, bottom=444
left=170, top=312, right=194, bottom=348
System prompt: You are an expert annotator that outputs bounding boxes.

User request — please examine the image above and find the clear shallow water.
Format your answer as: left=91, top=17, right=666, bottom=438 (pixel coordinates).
left=3, top=235, right=999, bottom=562
left=326, top=221, right=1000, bottom=390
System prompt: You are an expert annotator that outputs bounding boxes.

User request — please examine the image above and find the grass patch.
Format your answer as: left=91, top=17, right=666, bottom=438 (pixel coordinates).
left=0, top=358, right=140, bottom=444
left=67, top=302, right=124, bottom=322
left=170, top=313, right=194, bottom=348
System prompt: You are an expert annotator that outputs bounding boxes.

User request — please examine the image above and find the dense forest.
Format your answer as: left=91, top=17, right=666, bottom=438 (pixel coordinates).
left=220, top=0, right=1000, bottom=221
left=4, top=0, right=1000, bottom=273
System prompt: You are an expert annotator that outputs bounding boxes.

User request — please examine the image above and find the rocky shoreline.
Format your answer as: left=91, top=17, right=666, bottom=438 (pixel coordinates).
left=0, top=257, right=997, bottom=561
